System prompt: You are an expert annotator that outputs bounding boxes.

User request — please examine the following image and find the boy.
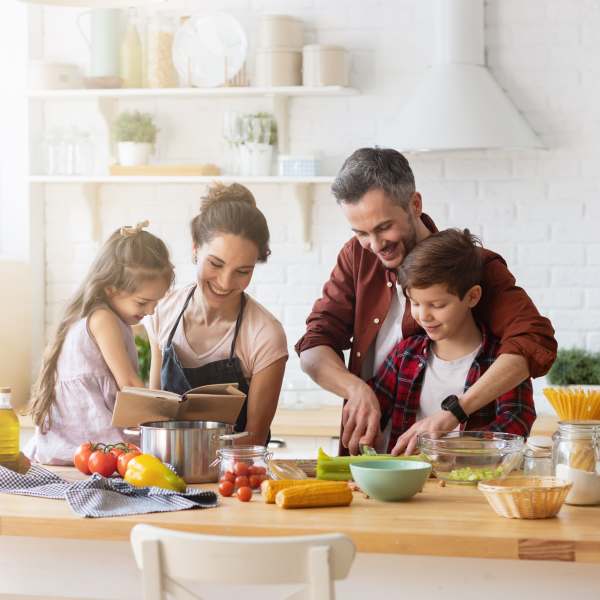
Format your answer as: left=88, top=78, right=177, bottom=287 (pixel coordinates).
left=370, top=229, right=536, bottom=455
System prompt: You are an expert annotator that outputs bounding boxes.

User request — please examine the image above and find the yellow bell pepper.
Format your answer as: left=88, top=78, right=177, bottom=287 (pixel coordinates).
left=124, top=454, right=187, bottom=492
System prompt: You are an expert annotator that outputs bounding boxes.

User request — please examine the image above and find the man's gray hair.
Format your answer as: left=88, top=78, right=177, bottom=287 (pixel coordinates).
left=331, top=147, right=416, bottom=209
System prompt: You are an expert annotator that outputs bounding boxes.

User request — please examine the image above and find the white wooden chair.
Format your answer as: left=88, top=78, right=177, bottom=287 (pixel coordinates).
left=130, top=524, right=356, bottom=600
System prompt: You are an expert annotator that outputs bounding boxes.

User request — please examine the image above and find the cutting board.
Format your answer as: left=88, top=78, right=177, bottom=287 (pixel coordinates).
left=109, top=163, right=221, bottom=176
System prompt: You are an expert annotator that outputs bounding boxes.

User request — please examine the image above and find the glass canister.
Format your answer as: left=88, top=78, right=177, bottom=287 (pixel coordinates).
left=552, top=420, right=600, bottom=505
left=146, top=14, right=177, bottom=88
left=216, top=445, right=271, bottom=493
left=523, top=436, right=553, bottom=476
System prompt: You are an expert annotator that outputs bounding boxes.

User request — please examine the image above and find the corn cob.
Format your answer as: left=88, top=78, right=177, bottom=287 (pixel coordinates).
left=275, top=481, right=353, bottom=509
left=316, top=447, right=430, bottom=481
left=261, top=478, right=343, bottom=503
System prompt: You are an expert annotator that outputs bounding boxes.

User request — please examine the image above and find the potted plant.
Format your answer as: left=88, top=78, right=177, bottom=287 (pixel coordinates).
left=238, top=112, right=277, bottom=176
left=112, top=110, right=158, bottom=166
left=547, top=348, right=600, bottom=390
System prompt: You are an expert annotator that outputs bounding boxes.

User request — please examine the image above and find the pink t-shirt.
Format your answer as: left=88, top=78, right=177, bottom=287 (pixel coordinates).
left=144, top=284, right=288, bottom=380
left=25, top=312, right=138, bottom=465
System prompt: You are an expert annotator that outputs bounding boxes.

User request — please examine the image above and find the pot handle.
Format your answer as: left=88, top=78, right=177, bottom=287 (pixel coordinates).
left=123, top=427, right=141, bottom=440
left=219, top=431, right=250, bottom=441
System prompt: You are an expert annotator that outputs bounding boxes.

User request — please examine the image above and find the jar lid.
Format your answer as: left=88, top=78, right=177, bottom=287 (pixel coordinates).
left=256, top=47, right=302, bottom=54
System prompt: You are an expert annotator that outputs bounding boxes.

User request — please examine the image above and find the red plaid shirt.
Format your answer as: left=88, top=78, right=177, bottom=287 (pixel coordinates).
left=370, top=326, right=535, bottom=453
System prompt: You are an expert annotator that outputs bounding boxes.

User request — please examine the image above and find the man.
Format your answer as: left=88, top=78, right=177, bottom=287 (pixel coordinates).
left=295, top=147, right=556, bottom=455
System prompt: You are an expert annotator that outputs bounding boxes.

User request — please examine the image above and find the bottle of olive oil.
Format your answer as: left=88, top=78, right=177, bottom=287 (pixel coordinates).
left=0, top=387, right=19, bottom=471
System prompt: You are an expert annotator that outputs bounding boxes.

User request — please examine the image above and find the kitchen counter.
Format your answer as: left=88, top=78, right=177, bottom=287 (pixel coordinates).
left=2, top=467, right=599, bottom=563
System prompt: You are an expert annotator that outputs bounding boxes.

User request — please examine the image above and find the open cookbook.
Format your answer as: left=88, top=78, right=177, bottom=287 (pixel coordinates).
left=111, top=383, right=246, bottom=427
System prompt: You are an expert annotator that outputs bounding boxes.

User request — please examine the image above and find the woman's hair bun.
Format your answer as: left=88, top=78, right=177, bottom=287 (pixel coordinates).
left=200, top=182, right=257, bottom=215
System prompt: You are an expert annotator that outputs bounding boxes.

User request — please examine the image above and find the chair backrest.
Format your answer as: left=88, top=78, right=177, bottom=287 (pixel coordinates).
left=130, top=524, right=356, bottom=600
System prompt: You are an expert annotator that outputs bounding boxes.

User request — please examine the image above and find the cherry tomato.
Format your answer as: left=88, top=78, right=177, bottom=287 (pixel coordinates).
left=117, top=450, right=141, bottom=477
left=220, top=470, right=236, bottom=483
left=251, top=465, right=267, bottom=475
left=88, top=450, right=117, bottom=477
left=234, top=475, right=249, bottom=489
left=73, top=442, right=94, bottom=475
left=110, top=447, right=125, bottom=459
left=236, top=486, right=252, bottom=502
left=234, top=462, right=250, bottom=477
left=219, top=480, right=234, bottom=497
left=249, top=475, right=262, bottom=489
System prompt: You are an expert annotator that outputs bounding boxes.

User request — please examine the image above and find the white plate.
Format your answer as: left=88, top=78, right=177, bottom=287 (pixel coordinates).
left=172, top=13, right=247, bottom=88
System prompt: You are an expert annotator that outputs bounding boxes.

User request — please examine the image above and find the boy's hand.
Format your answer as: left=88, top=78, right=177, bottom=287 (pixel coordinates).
left=341, top=381, right=381, bottom=455
left=391, top=410, right=459, bottom=456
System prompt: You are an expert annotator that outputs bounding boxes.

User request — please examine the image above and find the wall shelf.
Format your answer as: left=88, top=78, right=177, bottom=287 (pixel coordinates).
left=29, top=175, right=334, bottom=184
left=27, top=86, right=358, bottom=100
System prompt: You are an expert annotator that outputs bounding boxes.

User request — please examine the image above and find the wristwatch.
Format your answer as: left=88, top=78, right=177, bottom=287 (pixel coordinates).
left=441, top=394, right=469, bottom=424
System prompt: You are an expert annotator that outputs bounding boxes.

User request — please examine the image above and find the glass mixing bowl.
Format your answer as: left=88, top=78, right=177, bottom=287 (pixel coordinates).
left=417, top=431, right=525, bottom=485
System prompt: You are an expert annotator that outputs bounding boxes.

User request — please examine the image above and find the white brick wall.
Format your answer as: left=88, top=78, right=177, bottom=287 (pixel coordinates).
left=38, top=0, right=600, bottom=412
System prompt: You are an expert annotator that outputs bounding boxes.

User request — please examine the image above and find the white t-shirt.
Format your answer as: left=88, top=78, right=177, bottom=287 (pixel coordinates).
left=417, top=345, right=481, bottom=420
left=144, top=284, right=288, bottom=380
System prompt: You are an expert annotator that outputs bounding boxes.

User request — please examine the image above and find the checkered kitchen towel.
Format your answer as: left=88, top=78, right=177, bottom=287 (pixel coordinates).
left=0, top=464, right=218, bottom=518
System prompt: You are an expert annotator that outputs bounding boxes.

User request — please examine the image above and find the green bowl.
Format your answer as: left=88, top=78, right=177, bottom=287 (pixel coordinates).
left=350, top=460, right=432, bottom=502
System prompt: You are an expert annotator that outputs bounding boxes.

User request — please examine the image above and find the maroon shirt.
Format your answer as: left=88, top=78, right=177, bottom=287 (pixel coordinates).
left=295, top=214, right=557, bottom=380
left=370, top=326, right=536, bottom=453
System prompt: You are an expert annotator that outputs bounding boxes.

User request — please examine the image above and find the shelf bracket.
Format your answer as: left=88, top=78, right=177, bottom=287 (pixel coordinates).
left=287, top=183, right=314, bottom=251
left=270, top=94, right=289, bottom=155
left=97, top=97, right=118, bottom=165
left=82, top=183, right=101, bottom=243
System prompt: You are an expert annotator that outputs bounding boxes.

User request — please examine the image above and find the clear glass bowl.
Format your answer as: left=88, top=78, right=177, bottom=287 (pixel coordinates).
left=417, top=431, right=524, bottom=485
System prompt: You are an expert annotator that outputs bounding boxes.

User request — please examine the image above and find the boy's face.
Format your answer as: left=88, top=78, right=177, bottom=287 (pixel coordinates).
left=407, top=283, right=482, bottom=342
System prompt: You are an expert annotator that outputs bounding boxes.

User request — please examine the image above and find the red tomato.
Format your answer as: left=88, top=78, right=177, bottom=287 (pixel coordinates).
left=234, top=462, right=250, bottom=477
left=249, top=475, right=262, bottom=489
left=236, top=486, right=252, bottom=502
left=73, top=442, right=94, bottom=475
left=117, top=450, right=141, bottom=477
left=251, top=465, right=267, bottom=475
left=234, top=475, right=249, bottom=489
left=110, top=447, right=125, bottom=459
left=220, top=470, right=236, bottom=483
left=219, top=480, right=234, bottom=497
left=88, top=450, right=117, bottom=477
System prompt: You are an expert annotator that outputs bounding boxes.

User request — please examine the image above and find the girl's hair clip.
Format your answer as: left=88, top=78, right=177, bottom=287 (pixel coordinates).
left=120, top=220, right=150, bottom=238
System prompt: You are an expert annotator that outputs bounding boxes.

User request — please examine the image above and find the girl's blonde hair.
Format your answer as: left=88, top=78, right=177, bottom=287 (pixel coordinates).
left=29, top=221, right=174, bottom=431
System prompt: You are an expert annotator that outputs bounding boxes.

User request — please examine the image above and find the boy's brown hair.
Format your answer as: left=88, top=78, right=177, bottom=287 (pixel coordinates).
left=398, top=228, right=483, bottom=299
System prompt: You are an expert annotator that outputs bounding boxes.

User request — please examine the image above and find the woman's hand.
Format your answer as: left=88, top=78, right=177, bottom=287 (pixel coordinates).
left=391, top=409, right=459, bottom=456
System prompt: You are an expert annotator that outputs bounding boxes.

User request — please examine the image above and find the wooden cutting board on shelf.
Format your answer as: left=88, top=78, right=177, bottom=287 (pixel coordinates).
left=109, top=163, right=221, bottom=176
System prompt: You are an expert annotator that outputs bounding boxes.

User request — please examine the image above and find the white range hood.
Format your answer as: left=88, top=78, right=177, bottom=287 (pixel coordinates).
left=395, top=0, right=544, bottom=153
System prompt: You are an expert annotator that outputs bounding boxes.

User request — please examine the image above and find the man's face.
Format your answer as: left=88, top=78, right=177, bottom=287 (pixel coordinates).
left=340, top=188, right=419, bottom=269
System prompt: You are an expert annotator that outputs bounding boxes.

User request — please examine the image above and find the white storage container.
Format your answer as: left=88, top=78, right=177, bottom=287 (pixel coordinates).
left=302, top=44, right=349, bottom=87
left=258, top=15, right=303, bottom=49
left=255, top=48, right=302, bottom=87
left=278, top=155, right=319, bottom=177
left=28, top=61, right=83, bottom=90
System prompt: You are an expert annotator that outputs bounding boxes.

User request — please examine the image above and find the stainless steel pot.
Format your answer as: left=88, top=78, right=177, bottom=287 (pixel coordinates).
left=136, top=420, right=248, bottom=483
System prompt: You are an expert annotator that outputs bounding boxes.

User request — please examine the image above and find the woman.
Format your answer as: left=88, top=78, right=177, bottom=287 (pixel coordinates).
left=145, top=183, right=288, bottom=445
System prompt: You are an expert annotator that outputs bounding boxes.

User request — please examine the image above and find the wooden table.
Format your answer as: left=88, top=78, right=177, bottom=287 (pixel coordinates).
left=1, top=467, right=599, bottom=563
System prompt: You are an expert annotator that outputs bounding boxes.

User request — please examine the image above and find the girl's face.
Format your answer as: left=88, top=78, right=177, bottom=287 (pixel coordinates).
left=107, top=277, right=170, bottom=326
left=195, top=233, right=259, bottom=311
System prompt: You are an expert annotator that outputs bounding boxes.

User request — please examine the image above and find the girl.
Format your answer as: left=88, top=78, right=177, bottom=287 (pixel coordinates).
left=26, top=221, right=174, bottom=464
left=145, top=183, right=288, bottom=446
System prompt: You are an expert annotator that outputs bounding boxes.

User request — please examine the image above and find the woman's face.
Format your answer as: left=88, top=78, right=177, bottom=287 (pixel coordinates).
left=195, top=233, right=259, bottom=310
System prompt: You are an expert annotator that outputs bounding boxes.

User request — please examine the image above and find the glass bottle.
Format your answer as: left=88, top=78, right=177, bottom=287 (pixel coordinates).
left=74, top=130, right=94, bottom=175
left=146, top=14, right=177, bottom=88
left=0, top=387, right=20, bottom=471
left=120, top=10, right=143, bottom=88
left=553, top=420, right=600, bottom=505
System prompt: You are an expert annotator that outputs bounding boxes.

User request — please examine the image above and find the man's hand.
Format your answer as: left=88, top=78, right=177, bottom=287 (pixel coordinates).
left=341, top=381, right=381, bottom=455
left=391, top=410, right=459, bottom=456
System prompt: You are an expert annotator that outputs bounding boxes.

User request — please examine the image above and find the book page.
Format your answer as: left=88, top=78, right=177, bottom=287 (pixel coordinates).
left=121, top=386, right=182, bottom=401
